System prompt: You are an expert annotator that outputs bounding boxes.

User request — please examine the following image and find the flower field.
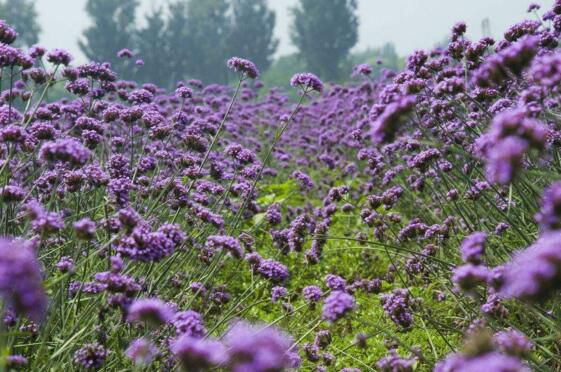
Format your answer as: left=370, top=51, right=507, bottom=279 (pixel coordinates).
left=1, top=1, right=561, bottom=371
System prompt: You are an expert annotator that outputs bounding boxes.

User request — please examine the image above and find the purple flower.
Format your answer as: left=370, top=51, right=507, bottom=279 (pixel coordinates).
left=452, top=264, right=489, bottom=292
left=494, top=329, right=533, bottom=357
left=322, top=291, right=355, bottom=322
left=125, top=338, right=158, bottom=366
left=205, top=235, right=243, bottom=259
left=324, top=274, right=347, bottom=291
left=227, top=57, right=259, bottom=79
left=74, top=342, right=108, bottom=370
left=222, top=320, right=300, bottom=371
left=370, top=96, right=416, bottom=144
left=500, top=232, right=561, bottom=302
left=435, top=351, right=528, bottom=372
left=271, top=286, right=287, bottom=303
left=171, top=335, right=227, bottom=370
left=290, top=72, right=324, bottom=93
left=376, top=349, right=415, bottom=372
left=352, top=63, right=373, bottom=77
left=46, top=48, right=73, bottom=66
left=0, top=239, right=47, bottom=322
left=173, top=310, right=206, bottom=337
left=257, top=259, right=289, bottom=283
left=6, top=354, right=27, bottom=369
left=460, top=232, right=488, bottom=264
left=292, top=170, right=315, bottom=190
left=303, top=285, right=322, bottom=303
left=117, top=48, right=133, bottom=58
left=73, top=218, right=96, bottom=240
left=0, top=20, right=17, bottom=44
left=127, top=298, right=174, bottom=326
left=56, top=256, right=75, bottom=274
left=39, top=139, right=91, bottom=167
left=535, top=181, right=561, bottom=231
left=380, top=289, right=414, bottom=329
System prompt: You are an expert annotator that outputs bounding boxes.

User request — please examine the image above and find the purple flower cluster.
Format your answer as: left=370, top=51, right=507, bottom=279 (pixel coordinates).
left=380, top=289, right=414, bottom=329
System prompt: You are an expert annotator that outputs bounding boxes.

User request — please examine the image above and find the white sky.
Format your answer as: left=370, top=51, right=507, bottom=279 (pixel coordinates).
left=35, top=0, right=554, bottom=63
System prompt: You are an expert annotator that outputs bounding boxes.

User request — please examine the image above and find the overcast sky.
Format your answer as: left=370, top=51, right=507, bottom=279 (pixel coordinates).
left=35, top=0, right=554, bottom=63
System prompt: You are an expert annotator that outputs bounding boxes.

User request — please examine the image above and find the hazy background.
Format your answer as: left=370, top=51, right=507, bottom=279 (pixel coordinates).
left=35, top=0, right=553, bottom=62
left=1, top=0, right=554, bottom=91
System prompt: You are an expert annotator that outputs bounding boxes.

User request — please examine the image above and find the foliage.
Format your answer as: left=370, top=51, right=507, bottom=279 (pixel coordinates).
left=0, top=0, right=40, bottom=47
left=290, top=0, right=358, bottom=80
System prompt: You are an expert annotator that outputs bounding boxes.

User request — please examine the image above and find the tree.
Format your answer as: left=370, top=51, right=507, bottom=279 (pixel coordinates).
left=136, top=7, right=170, bottom=87
left=79, top=0, right=138, bottom=78
left=183, top=0, right=232, bottom=84
left=290, top=0, right=358, bottom=81
left=0, top=0, right=41, bottom=47
left=228, top=0, right=278, bottom=74
left=162, top=1, right=191, bottom=86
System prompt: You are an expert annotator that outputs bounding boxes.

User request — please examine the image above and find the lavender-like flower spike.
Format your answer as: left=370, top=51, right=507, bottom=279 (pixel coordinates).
left=227, top=57, right=259, bottom=79
left=460, top=232, right=488, bottom=264
left=74, top=342, right=108, bottom=370
left=500, top=232, right=561, bottom=302
left=322, top=291, right=355, bottom=322
left=127, top=298, right=175, bottom=326
left=0, top=239, right=47, bottom=322
left=125, top=338, right=158, bottom=366
left=290, top=72, right=324, bottom=93
left=535, top=181, right=561, bottom=231
left=171, top=335, right=227, bottom=370
left=222, top=320, right=300, bottom=371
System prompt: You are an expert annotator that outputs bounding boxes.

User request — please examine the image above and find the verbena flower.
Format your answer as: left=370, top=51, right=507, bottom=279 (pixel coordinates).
left=322, top=291, right=355, bottom=322
left=290, top=72, right=324, bottom=93
left=0, top=239, right=47, bottom=322
left=227, top=57, right=259, bottom=79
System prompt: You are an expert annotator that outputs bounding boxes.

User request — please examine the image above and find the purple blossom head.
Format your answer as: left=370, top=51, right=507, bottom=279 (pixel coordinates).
left=74, top=342, right=108, bottom=370
left=205, top=235, right=243, bottom=259
left=324, top=274, right=347, bottom=291
left=222, top=320, right=299, bottom=371
left=460, top=232, right=488, bottom=264
left=56, top=256, right=75, bottom=274
left=6, top=354, right=27, bottom=369
left=435, top=351, right=528, bottom=372
left=39, top=139, right=91, bottom=167
left=46, top=48, right=73, bottom=66
left=303, top=285, right=322, bottom=303
left=227, top=57, right=259, bottom=79
left=125, top=338, right=158, bottom=366
left=271, top=286, right=288, bottom=304
left=173, top=310, right=206, bottom=337
left=452, top=264, right=489, bottom=292
left=73, top=218, right=96, bottom=240
left=0, top=239, right=47, bottom=322
left=376, top=349, right=416, bottom=372
left=322, top=291, right=355, bottom=322
left=380, top=289, right=414, bottom=329
left=257, top=259, right=289, bottom=283
left=494, top=329, right=533, bottom=358
left=117, top=48, right=133, bottom=58
left=0, top=20, right=18, bottom=44
left=352, top=63, right=373, bottom=77
left=535, top=181, right=561, bottom=231
left=500, top=232, right=561, bottom=302
left=171, top=335, right=227, bottom=370
left=127, top=298, right=175, bottom=326
left=290, top=72, right=324, bottom=93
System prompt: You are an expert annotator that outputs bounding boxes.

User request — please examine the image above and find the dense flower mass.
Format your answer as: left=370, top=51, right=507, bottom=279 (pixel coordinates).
left=1, top=2, right=561, bottom=369
left=0, top=239, right=47, bottom=322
